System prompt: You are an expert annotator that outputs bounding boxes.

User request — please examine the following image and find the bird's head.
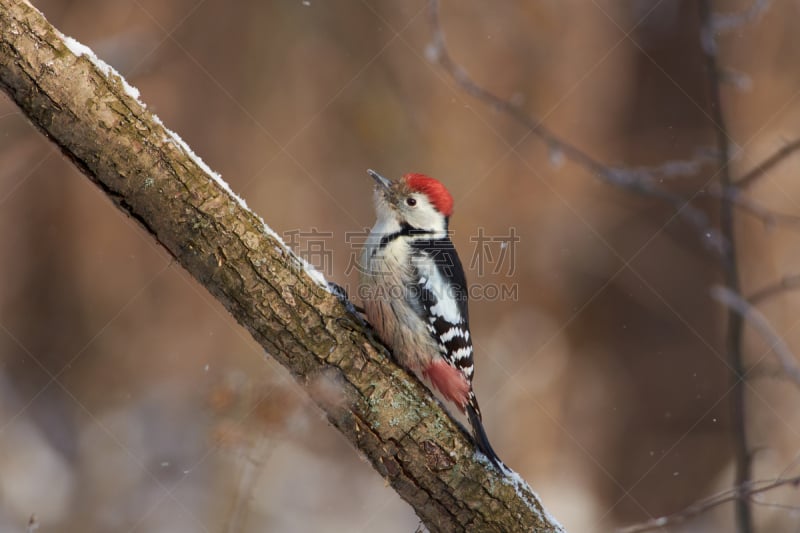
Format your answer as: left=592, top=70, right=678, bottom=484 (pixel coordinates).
left=367, top=169, right=453, bottom=234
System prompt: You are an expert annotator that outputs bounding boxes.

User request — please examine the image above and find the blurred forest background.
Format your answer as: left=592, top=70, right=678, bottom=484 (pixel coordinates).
left=2, top=0, right=800, bottom=531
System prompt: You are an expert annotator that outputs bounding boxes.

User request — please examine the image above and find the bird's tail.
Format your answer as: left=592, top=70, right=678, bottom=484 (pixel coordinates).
left=466, top=394, right=504, bottom=470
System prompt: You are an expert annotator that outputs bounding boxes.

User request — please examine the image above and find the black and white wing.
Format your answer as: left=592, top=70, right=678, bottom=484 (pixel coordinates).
left=408, top=236, right=474, bottom=381
left=409, top=235, right=503, bottom=468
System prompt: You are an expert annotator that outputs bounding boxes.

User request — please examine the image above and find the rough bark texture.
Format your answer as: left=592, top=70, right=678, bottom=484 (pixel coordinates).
left=0, top=2, right=563, bottom=531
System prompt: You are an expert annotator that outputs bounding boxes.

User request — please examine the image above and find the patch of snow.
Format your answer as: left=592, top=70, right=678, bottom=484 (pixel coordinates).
left=300, top=258, right=329, bottom=287
left=149, top=113, right=241, bottom=204
left=473, top=450, right=566, bottom=530
left=61, top=35, right=93, bottom=62
left=499, top=463, right=568, bottom=533
left=61, top=34, right=141, bottom=101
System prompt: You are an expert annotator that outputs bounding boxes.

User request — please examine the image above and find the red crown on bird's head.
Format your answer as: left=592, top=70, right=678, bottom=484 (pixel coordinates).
left=403, top=173, right=454, bottom=217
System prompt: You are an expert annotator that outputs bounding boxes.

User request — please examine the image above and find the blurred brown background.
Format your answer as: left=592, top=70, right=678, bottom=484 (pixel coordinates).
left=2, top=1, right=800, bottom=531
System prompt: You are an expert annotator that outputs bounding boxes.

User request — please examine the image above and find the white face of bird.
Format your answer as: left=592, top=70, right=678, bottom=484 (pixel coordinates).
left=368, top=169, right=449, bottom=237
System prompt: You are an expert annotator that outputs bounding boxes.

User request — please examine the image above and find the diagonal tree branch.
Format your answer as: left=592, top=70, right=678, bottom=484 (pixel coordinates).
left=0, top=1, right=563, bottom=532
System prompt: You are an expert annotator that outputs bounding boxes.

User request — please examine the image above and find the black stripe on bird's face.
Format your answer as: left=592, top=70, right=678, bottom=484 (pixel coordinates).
left=377, top=222, right=436, bottom=249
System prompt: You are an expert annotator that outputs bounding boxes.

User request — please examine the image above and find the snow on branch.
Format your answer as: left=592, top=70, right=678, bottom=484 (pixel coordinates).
left=58, top=25, right=328, bottom=289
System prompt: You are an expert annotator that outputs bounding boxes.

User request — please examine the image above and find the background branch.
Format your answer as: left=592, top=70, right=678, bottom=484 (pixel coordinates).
left=736, top=138, right=800, bottom=189
left=426, top=0, right=725, bottom=255
left=616, top=474, right=800, bottom=533
left=698, top=1, right=751, bottom=530
left=0, top=2, right=563, bottom=532
left=749, top=274, right=800, bottom=305
left=427, top=0, right=800, bottom=253
left=712, top=286, right=800, bottom=389
left=705, top=185, right=800, bottom=230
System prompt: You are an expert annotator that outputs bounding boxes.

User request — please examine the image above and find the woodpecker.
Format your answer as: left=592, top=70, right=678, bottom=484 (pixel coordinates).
left=360, top=169, right=502, bottom=469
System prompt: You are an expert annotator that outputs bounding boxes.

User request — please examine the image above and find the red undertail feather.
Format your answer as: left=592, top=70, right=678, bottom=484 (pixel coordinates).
left=403, top=173, right=454, bottom=217
left=422, top=359, right=470, bottom=412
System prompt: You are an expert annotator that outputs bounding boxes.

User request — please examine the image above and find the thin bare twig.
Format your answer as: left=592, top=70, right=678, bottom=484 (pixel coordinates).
left=710, top=0, right=773, bottom=34
left=701, top=0, right=773, bottom=56
left=750, top=495, right=800, bottom=511
left=618, top=147, right=718, bottom=180
left=617, top=474, right=800, bottom=533
left=712, top=286, right=800, bottom=388
left=736, top=138, right=800, bottom=189
left=698, top=1, right=753, bottom=531
left=749, top=274, right=800, bottom=305
left=426, top=0, right=726, bottom=255
left=704, top=185, right=800, bottom=230
left=225, top=439, right=274, bottom=533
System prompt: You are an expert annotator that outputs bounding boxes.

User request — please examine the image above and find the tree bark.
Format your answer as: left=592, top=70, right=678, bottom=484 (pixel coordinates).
left=0, top=1, right=563, bottom=531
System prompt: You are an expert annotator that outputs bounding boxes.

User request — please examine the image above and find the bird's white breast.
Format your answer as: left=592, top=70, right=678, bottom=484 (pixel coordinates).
left=360, top=219, right=439, bottom=372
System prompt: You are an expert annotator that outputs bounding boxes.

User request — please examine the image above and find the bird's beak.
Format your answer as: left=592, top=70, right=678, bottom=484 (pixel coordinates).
left=367, top=169, right=392, bottom=191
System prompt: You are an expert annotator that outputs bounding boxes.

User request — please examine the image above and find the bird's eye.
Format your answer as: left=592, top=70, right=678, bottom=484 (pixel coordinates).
left=406, top=197, right=417, bottom=207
